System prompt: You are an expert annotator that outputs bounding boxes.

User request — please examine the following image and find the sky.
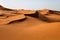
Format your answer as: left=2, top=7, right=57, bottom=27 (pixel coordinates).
left=0, top=0, right=60, bottom=10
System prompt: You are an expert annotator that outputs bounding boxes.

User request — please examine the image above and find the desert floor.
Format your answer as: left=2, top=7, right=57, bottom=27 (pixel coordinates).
left=0, top=16, right=60, bottom=40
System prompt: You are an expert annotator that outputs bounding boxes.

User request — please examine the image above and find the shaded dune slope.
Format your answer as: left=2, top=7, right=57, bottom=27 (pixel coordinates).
left=0, top=5, right=60, bottom=24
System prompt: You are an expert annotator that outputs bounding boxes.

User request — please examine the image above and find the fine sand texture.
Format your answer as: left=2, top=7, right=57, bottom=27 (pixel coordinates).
left=0, top=5, right=60, bottom=40
left=0, top=16, right=60, bottom=40
left=0, top=20, right=60, bottom=40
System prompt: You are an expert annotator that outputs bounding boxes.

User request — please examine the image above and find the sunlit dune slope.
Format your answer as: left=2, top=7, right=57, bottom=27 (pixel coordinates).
left=17, top=10, right=36, bottom=14
left=0, top=22, right=60, bottom=40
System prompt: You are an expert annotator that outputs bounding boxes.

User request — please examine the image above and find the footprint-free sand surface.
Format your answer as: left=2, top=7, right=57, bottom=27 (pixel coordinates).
left=0, top=5, right=60, bottom=40
left=0, top=16, right=60, bottom=40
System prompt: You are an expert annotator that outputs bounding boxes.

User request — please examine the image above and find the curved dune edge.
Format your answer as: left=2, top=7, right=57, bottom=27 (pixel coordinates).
left=0, top=14, right=26, bottom=24
left=37, top=9, right=60, bottom=22
left=38, top=14, right=60, bottom=22
left=17, top=9, right=60, bottom=22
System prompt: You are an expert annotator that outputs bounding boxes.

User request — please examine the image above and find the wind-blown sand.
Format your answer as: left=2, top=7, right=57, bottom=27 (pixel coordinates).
left=0, top=5, right=60, bottom=40
left=0, top=20, right=60, bottom=40
left=0, top=16, right=60, bottom=40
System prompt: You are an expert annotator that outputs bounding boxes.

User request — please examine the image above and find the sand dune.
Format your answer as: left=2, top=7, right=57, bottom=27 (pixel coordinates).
left=0, top=6, right=26, bottom=24
left=38, top=9, right=49, bottom=15
left=38, top=9, right=60, bottom=22
left=0, top=5, right=14, bottom=11
left=17, top=10, right=36, bottom=14
left=0, top=21, right=60, bottom=40
left=0, top=5, right=60, bottom=40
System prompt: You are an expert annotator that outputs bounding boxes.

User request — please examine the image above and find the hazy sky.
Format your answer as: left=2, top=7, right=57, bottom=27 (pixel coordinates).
left=0, top=0, right=60, bottom=10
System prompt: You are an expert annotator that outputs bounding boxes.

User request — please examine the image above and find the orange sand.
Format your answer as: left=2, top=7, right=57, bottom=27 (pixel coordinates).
left=0, top=5, right=60, bottom=40
left=0, top=16, right=60, bottom=40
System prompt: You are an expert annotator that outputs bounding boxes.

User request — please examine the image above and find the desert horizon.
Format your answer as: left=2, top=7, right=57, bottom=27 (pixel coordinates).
left=0, top=2, right=60, bottom=40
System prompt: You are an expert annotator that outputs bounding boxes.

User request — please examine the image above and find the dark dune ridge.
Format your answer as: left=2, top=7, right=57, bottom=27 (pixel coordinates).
left=0, top=5, right=15, bottom=11
left=24, top=10, right=60, bottom=23
left=0, top=5, right=26, bottom=24
left=0, top=5, right=60, bottom=24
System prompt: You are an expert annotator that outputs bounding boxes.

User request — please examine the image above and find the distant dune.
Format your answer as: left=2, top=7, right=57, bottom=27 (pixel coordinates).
left=0, top=5, right=60, bottom=40
left=17, top=10, right=36, bottom=14
left=37, top=9, right=60, bottom=22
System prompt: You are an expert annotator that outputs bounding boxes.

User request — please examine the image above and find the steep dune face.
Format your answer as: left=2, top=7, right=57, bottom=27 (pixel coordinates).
left=0, top=11, right=26, bottom=24
left=0, top=5, right=26, bottom=24
left=17, top=9, right=60, bottom=23
left=38, top=9, right=60, bottom=22
left=0, top=14, right=26, bottom=24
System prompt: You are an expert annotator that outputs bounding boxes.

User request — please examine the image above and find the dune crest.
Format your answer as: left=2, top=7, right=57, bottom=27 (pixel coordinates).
left=0, top=5, right=26, bottom=24
left=37, top=9, right=60, bottom=22
left=0, top=5, right=60, bottom=40
left=0, top=5, right=60, bottom=24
